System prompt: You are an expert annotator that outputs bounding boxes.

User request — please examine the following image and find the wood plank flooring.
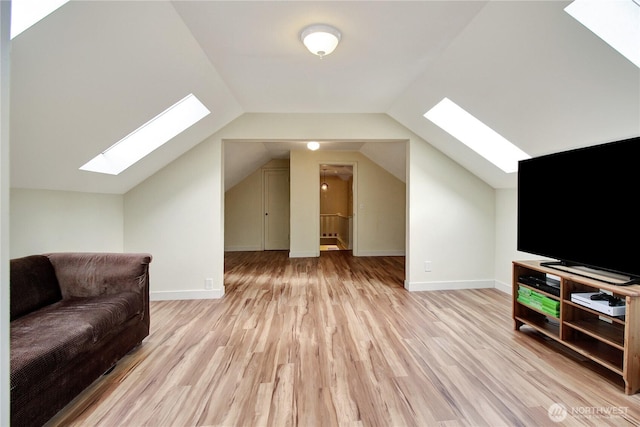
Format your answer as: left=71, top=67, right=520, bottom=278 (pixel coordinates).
left=47, top=251, right=640, bottom=426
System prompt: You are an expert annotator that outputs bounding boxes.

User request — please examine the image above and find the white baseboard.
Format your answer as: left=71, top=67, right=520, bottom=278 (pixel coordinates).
left=150, top=289, right=224, bottom=301
left=356, top=250, right=405, bottom=256
left=404, top=279, right=494, bottom=291
left=151, top=281, right=507, bottom=298
left=289, top=249, right=405, bottom=257
left=224, top=246, right=262, bottom=252
left=494, top=280, right=512, bottom=294
left=289, top=251, right=318, bottom=258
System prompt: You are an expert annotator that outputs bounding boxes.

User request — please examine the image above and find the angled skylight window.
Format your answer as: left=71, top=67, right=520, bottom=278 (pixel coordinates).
left=565, top=0, right=640, bottom=69
left=424, top=98, right=530, bottom=173
left=10, top=0, right=70, bottom=39
left=80, top=94, right=210, bottom=175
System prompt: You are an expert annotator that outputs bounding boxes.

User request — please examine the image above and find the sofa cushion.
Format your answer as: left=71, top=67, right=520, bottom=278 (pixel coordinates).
left=10, top=255, right=63, bottom=321
left=10, top=291, right=142, bottom=394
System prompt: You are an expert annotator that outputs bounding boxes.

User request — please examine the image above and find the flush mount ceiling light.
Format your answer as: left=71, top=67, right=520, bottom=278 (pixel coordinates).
left=300, top=24, right=341, bottom=58
left=307, top=141, right=320, bottom=151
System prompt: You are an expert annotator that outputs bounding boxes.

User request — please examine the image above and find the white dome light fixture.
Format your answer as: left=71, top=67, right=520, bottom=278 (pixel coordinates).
left=300, top=24, right=341, bottom=58
left=307, top=141, right=320, bottom=151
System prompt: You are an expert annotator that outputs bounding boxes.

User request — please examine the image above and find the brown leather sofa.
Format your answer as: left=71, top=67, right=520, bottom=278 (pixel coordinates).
left=10, top=252, right=152, bottom=427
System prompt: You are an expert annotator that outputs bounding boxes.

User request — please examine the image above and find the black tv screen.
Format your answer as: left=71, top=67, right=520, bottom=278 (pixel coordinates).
left=517, top=136, right=640, bottom=280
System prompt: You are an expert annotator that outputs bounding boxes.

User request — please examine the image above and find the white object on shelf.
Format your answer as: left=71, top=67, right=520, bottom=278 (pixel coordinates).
left=571, top=292, right=626, bottom=316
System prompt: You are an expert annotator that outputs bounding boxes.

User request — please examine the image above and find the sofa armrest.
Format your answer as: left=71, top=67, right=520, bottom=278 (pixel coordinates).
left=46, top=252, right=152, bottom=299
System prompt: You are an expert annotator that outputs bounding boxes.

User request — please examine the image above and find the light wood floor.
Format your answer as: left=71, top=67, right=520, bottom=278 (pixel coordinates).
left=48, top=251, right=640, bottom=426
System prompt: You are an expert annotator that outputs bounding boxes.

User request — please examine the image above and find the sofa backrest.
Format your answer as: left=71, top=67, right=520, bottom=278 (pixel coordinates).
left=10, top=255, right=63, bottom=321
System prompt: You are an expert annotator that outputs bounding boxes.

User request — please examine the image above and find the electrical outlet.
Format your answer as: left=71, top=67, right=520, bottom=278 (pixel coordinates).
left=424, top=261, right=432, bottom=272
left=205, top=278, right=214, bottom=290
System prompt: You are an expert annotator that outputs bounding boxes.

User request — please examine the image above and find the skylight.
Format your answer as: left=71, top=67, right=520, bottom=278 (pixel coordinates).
left=80, top=94, right=210, bottom=175
left=424, top=98, right=530, bottom=173
left=10, top=0, right=70, bottom=39
left=565, top=0, right=640, bottom=69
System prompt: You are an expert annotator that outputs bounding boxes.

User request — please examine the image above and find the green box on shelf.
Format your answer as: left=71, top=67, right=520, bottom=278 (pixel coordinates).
left=518, top=286, right=559, bottom=317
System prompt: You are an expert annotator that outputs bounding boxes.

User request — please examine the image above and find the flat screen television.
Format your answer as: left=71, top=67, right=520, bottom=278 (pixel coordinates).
left=517, top=136, right=640, bottom=285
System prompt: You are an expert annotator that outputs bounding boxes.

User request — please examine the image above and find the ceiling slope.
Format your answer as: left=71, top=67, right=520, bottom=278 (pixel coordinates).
left=9, top=1, right=639, bottom=193
left=387, top=1, right=640, bottom=188
left=172, top=1, right=487, bottom=114
left=10, top=1, right=242, bottom=194
left=223, top=139, right=405, bottom=192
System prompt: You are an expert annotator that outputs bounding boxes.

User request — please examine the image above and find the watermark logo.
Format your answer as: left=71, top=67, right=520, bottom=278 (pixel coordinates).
left=548, top=403, right=567, bottom=422
left=548, top=403, right=628, bottom=422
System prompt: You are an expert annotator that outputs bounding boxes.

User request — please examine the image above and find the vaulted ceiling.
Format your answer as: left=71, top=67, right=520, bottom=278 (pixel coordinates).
left=10, top=1, right=639, bottom=194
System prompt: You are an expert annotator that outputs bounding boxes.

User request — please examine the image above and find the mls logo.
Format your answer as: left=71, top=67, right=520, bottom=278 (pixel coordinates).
left=548, top=403, right=568, bottom=422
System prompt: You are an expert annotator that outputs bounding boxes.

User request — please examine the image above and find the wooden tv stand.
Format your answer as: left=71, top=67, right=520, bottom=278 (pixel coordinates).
left=513, top=260, right=640, bottom=394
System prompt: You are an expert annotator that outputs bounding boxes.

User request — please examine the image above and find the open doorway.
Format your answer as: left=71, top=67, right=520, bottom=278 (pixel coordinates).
left=319, top=164, right=354, bottom=252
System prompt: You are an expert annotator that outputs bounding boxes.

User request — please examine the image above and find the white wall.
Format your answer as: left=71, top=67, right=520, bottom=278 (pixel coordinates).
left=406, top=137, right=496, bottom=290
left=0, top=1, right=10, bottom=421
left=224, top=167, right=263, bottom=251
left=354, top=153, right=405, bottom=256
left=124, top=135, right=224, bottom=300
left=9, top=189, right=123, bottom=257
left=6, top=113, right=501, bottom=302
left=494, top=189, right=518, bottom=293
left=289, top=149, right=320, bottom=257
left=494, top=188, right=548, bottom=294
left=290, top=150, right=405, bottom=257
left=224, top=159, right=289, bottom=252
left=122, top=112, right=496, bottom=299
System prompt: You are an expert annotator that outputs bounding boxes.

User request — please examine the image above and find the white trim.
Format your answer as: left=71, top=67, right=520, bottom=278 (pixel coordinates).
left=357, top=250, right=405, bottom=257
left=150, top=289, right=224, bottom=301
left=0, top=2, right=10, bottom=422
left=494, top=280, right=512, bottom=295
left=289, top=251, right=318, bottom=258
left=404, top=279, right=494, bottom=292
left=224, top=246, right=262, bottom=252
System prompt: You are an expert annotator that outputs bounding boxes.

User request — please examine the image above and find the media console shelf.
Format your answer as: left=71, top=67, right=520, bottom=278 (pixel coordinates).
left=513, top=260, right=640, bottom=394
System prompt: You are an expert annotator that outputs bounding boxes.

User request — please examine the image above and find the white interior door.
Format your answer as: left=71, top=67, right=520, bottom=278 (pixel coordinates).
left=264, top=169, right=290, bottom=250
